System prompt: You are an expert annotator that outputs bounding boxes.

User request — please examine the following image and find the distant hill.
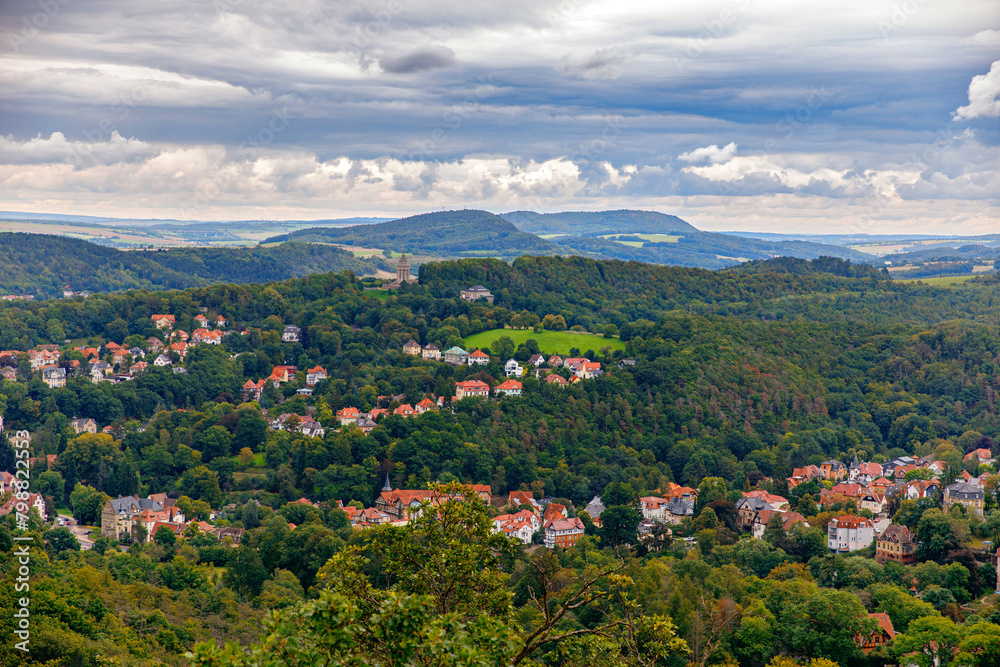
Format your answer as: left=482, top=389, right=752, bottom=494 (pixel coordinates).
left=554, top=231, right=873, bottom=268
left=500, top=209, right=698, bottom=236
left=0, top=234, right=391, bottom=298
left=263, top=210, right=558, bottom=257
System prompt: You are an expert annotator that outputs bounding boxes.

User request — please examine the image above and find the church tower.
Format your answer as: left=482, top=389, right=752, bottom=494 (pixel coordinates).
left=396, top=253, right=410, bottom=284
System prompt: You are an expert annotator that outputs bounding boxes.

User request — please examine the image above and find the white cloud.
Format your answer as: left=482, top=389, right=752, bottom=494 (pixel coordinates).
left=954, top=60, right=1000, bottom=120
left=678, top=142, right=737, bottom=164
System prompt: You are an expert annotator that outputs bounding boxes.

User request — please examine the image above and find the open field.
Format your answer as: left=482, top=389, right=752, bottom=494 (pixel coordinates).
left=463, top=328, right=627, bottom=354
left=894, top=274, right=978, bottom=286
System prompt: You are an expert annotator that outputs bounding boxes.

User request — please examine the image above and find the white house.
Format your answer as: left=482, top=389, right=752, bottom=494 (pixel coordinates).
left=495, top=379, right=523, bottom=396
left=827, top=514, right=874, bottom=553
left=639, top=496, right=670, bottom=523
left=505, top=359, right=523, bottom=378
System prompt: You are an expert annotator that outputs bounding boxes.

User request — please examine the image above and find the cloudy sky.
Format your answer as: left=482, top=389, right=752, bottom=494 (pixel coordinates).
left=0, top=0, right=998, bottom=233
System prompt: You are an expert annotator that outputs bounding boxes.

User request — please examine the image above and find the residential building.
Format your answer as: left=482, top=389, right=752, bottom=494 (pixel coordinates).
left=527, top=354, right=544, bottom=367
left=639, top=496, right=670, bottom=523
left=337, top=407, right=363, bottom=426
left=403, top=340, right=422, bottom=356
left=505, top=359, right=523, bottom=377
left=545, top=374, right=569, bottom=387
left=354, top=417, right=377, bottom=435
left=547, top=355, right=564, bottom=367
left=282, top=325, right=301, bottom=342
left=151, top=314, right=175, bottom=330
left=943, top=482, right=984, bottom=516
left=495, top=379, right=523, bottom=396
left=735, top=496, right=772, bottom=531
left=243, top=378, right=266, bottom=401
left=858, top=613, right=896, bottom=654
left=415, top=398, right=437, bottom=414
left=306, top=366, right=327, bottom=386
left=455, top=379, right=490, bottom=400
left=393, top=404, right=416, bottom=418
left=153, top=354, right=172, bottom=367
left=858, top=490, right=886, bottom=515
left=443, top=346, right=469, bottom=365
left=584, top=496, right=605, bottom=525
left=752, top=510, right=807, bottom=539
left=70, top=417, right=97, bottom=434
left=493, top=509, right=540, bottom=544
left=875, top=524, right=917, bottom=565
left=42, top=366, right=66, bottom=388
left=666, top=493, right=695, bottom=524
left=421, top=344, right=441, bottom=360
left=467, top=349, right=490, bottom=366
left=544, top=517, right=585, bottom=549
left=460, top=285, right=494, bottom=304
left=216, top=316, right=227, bottom=327
left=573, top=361, right=602, bottom=379
left=820, top=460, right=848, bottom=481
left=827, top=514, right=874, bottom=553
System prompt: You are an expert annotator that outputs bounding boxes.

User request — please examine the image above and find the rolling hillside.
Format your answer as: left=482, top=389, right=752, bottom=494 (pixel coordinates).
left=0, top=234, right=391, bottom=298
left=263, top=210, right=558, bottom=256
left=501, top=209, right=698, bottom=236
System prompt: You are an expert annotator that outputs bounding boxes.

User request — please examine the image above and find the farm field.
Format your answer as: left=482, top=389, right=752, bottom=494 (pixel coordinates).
left=463, top=328, right=627, bottom=354
left=894, top=274, right=978, bottom=286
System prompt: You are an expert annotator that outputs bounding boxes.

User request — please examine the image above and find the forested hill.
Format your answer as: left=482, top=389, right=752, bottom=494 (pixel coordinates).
left=500, top=209, right=698, bottom=235
left=263, top=209, right=558, bottom=256
left=0, top=233, right=391, bottom=298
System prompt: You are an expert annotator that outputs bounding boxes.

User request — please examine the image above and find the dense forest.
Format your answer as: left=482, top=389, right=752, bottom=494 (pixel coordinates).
left=0, top=234, right=391, bottom=298
left=500, top=209, right=699, bottom=235
left=264, top=210, right=557, bottom=257
left=4, top=255, right=1000, bottom=665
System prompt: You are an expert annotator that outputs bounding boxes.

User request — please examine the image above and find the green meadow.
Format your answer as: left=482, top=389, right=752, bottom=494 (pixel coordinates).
left=463, top=328, right=627, bottom=354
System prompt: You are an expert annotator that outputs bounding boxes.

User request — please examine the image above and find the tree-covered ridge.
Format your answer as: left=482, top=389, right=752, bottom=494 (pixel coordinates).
left=0, top=234, right=390, bottom=298
left=263, top=209, right=558, bottom=256
left=500, top=209, right=699, bottom=235
left=7, top=254, right=1000, bottom=665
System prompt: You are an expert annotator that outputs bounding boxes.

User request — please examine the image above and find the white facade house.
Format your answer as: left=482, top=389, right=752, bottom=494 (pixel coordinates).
left=827, top=515, right=874, bottom=553
left=505, top=359, right=523, bottom=378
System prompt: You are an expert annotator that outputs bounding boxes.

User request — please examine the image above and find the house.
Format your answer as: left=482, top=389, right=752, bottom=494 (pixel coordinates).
left=375, top=489, right=440, bottom=522
left=70, top=417, right=98, bottom=434
left=443, top=347, right=469, bottom=365
left=216, top=316, right=227, bottom=328
left=493, top=509, right=540, bottom=544
left=943, top=482, right=984, bottom=516
left=337, top=407, right=363, bottom=426
left=299, top=416, right=325, bottom=438
left=354, top=417, right=377, bottom=435
left=574, top=361, right=602, bottom=379
left=618, top=358, right=636, bottom=369
left=467, top=349, right=490, bottom=366
left=153, top=354, right=172, bottom=367
left=393, top=404, right=416, bottom=418
left=964, top=448, right=994, bottom=465
left=194, top=314, right=209, bottom=327
left=495, top=379, right=523, bottom=397
left=542, top=503, right=569, bottom=527
left=820, top=460, right=848, bottom=481
left=460, top=285, right=494, bottom=304
left=455, top=380, right=490, bottom=400
left=527, top=354, right=544, bottom=367
left=787, top=464, right=822, bottom=489
left=42, top=366, right=66, bottom=388
left=905, top=480, right=937, bottom=500
left=267, top=365, right=298, bottom=387
left=1, top=368, right=16, bottom=382
left=0, top=492, right=46, bottom=520
left=282, top=325, right=302, bottom=342
left=505, top=359, right=523, bottom=378
left=129, top=346, right=144, bottom=359
left=639, top=496, right=670, bottom=523
left=171, top=329, right=189, bottom=342
left=752, top=510, right=807, bottom=539
left=735, top=496, right=773, bottom=531
left=545, top=374, right=569, bottom=388
left=508, top=491, right=541, bottom=513
left=403, top=340, right=422, bottom=356
left=827, top=514, right=874, bottom=553
left=29, top=349, right=60, bottom=370
left=584, top=496, right=605, bottom=525
left=90, top=361, right=113, bottom=382
left=742, top=489, right=789, bottom=508
left=858, top=613, right=896, bottom=654
left=875, top=524, right=917, bottom=565
left=666, top=493, right=696, bottom=524
left=243, top=378, right=266, bottom=401
left=850, top=461, right=885, bottom=485
left=858, top=490, right=886, bottom=515
left=151, top=314, right=175, bottom=330
left=147, top=337, right=164, bottom=353
left=415, top=398, right=437, bottom=414
left=830, top=482, right=864, bottom=499
left=306, top=366, right=327, bottom=386
left=544, top=517, right=585, bottom=549
left=421, top=344, right=441, bottom=360
left=354, top=507, right=392, bottom=527
left=563, top=357, right=588, bottom=371
left=100, top=496, right=165, bottom=541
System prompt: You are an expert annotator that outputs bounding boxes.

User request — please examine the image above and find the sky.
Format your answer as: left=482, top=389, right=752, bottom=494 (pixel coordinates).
left=0, top=0, right=998, bottom=234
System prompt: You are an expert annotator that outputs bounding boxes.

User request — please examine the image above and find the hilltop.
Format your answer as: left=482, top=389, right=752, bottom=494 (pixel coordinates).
left=500, top=209, right=698, bottom=236
left=0, top=234, right=391, bottom=298
left=262, top=209, right=557, bottom=257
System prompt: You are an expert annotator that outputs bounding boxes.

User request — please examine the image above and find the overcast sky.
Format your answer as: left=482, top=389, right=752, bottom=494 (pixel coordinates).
left=0, top=0, right=997, bottom=233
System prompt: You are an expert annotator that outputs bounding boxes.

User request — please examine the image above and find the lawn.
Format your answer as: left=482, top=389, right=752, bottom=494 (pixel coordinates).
left=463, top=328, right=627, bottom=354
left=895, top=274, right=978, bottom=286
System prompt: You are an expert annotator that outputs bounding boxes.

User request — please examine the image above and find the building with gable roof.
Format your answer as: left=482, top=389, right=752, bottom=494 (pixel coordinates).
left=460, top=285, right=493, bottom=304
left=875, top=524, right=917, bottom=565
left=467, top=349, right=490, bottom=366
left=827, top=514, right=874, bottom=553
left=421, top=343, right=441, bottom=360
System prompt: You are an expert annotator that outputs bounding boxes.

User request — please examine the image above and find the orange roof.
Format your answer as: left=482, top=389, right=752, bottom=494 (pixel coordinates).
left=308, top=366, right=326, bottom=374
left=469, top=349, right=490, bottom=358
left=496, top=379, right=523, bottom=390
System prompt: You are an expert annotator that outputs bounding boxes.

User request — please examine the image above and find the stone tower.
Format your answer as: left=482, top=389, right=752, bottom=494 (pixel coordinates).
left=396, top=253, right=410, bottom=283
